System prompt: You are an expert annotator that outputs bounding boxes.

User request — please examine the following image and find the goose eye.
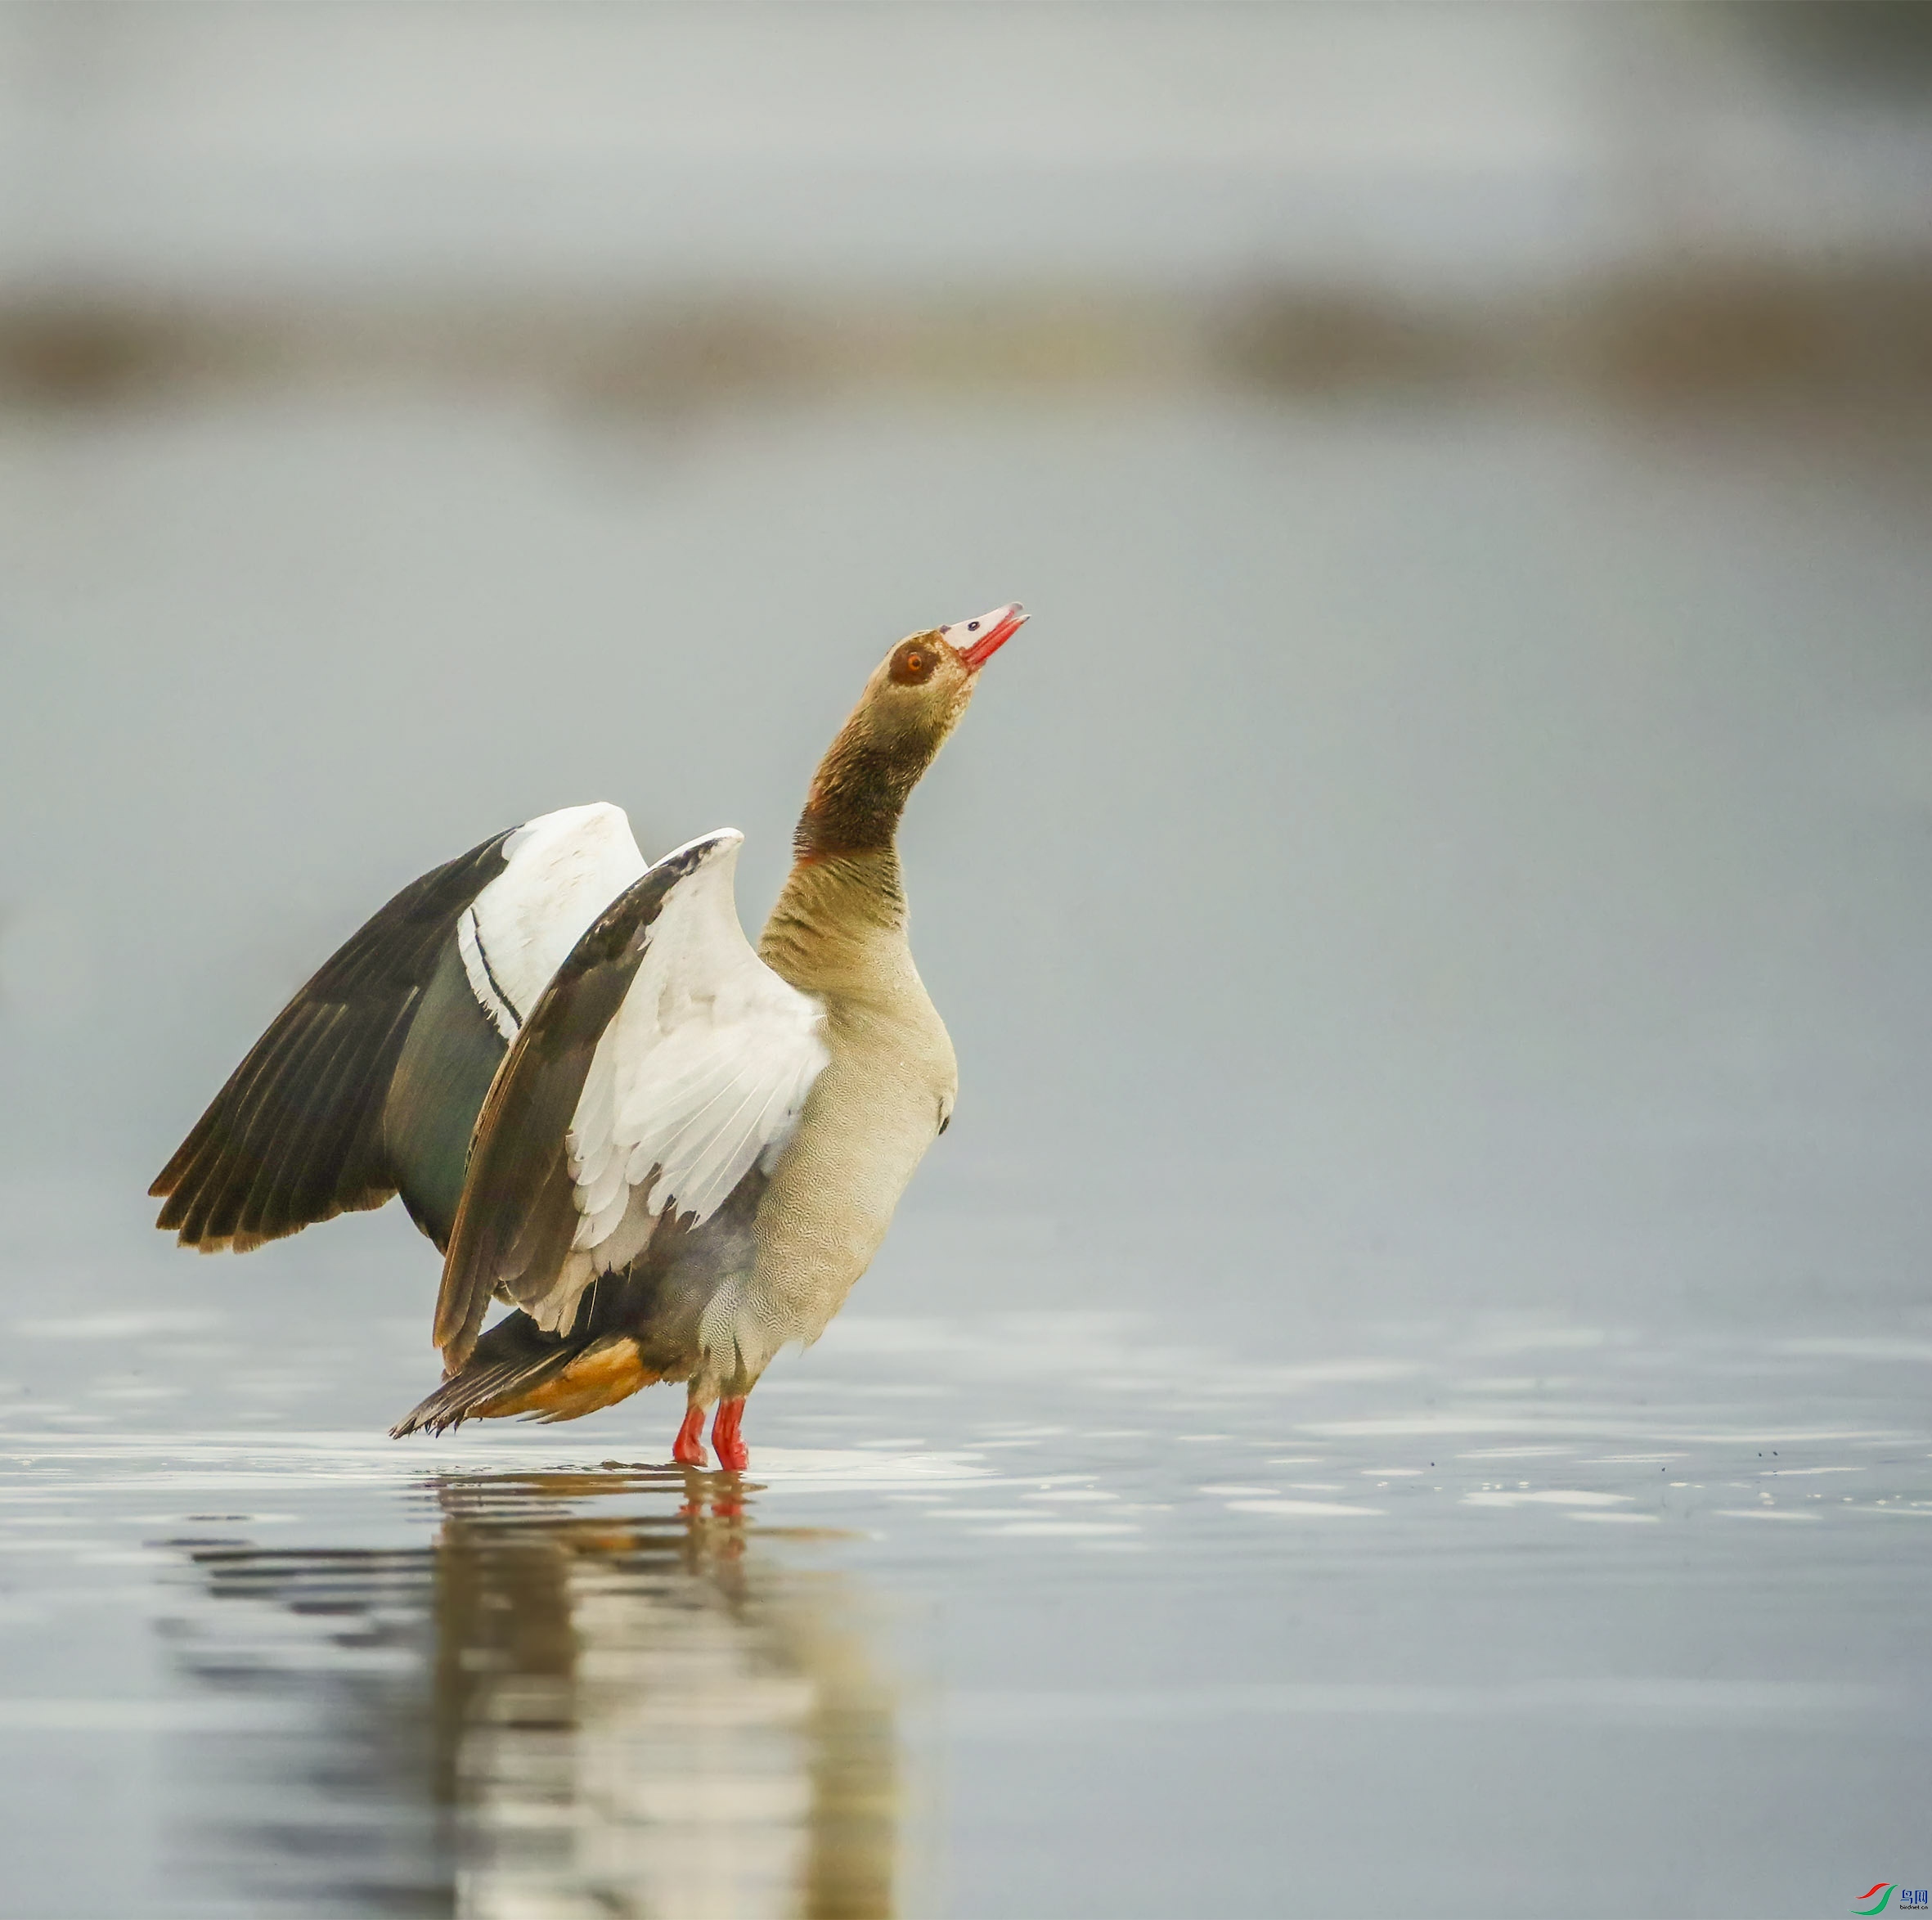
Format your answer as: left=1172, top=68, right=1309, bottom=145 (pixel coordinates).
left=890, top=642, right=936, bottom=686
left=968, top=621, right=980, bottom=631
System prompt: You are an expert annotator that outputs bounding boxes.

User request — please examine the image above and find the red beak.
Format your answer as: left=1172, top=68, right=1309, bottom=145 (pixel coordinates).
left=953, top=603, right=1027, bottom=672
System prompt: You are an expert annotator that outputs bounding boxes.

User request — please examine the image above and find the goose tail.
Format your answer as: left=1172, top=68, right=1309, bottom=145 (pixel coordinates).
left=390, top=1313, right=655, bottom=1436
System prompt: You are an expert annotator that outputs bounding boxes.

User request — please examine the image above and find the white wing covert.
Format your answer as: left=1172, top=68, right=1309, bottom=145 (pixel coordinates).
left=530, top=833, right=829, bottom=1328
left=458, top=803, right=648, bottom=1041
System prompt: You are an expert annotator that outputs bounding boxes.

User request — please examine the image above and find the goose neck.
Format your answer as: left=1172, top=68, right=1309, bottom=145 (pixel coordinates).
left=759, top=849, right=910, bottom=994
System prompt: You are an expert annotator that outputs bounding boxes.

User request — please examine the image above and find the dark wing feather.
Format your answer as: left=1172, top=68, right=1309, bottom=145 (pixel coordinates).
left=431, top=839, right=718, bottom=1369
left=381, top=938, right=515, bottom=1254
left=151, top=831, right=514, bottom=1252
left=389, top=1311, right=584, bottom=1436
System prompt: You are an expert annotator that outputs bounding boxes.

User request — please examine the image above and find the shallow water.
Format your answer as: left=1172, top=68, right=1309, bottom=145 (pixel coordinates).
left=0, top=1261, right=1926, bottom=1918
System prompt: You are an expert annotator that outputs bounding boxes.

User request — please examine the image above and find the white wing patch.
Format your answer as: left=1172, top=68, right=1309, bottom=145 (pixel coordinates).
left=459, top=803, right=648, bottom=1041
left=528, top=833, right=829, bottom=1332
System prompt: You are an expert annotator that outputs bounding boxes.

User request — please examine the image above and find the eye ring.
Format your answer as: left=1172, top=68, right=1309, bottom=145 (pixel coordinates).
left=889, top=641, right=937, bottom=686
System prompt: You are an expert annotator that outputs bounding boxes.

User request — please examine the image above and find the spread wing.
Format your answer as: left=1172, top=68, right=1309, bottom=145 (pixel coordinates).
left=151, top=803, right=648, bottom=1254
left=456, top=803, right=649, bottom=1041
left=432, top=830, right=830, bottom=1369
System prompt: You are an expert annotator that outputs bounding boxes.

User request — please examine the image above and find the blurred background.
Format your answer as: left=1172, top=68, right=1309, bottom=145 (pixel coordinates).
left=4, top=7, right=1932, bottom=1914
left=6, top=2, right=1932, bottom=1324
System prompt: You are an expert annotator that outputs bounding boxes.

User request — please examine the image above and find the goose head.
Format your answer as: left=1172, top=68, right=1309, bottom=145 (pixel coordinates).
left=794, top=604, right=1025, bottom=861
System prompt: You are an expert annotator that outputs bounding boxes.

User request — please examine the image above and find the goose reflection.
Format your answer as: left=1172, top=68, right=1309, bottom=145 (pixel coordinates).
left=165, top=1468, right=903, bottom=1918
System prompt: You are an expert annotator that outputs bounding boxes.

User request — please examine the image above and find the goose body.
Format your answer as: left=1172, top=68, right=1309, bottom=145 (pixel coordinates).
left=151, top=606, right=1024, bottom=1468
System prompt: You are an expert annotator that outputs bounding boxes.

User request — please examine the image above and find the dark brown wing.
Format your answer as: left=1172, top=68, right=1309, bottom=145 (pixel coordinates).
left=151, top=831, right=514, bottom=1252
left=431, top=836, right=723, bottom=1369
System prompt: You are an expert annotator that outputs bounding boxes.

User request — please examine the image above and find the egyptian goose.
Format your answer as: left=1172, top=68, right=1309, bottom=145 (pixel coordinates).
left=151, top=605, right=1025, bottom=1468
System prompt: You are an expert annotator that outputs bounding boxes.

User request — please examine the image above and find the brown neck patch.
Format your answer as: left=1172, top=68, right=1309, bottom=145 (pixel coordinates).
left=793, top=721, right=936, bottom=861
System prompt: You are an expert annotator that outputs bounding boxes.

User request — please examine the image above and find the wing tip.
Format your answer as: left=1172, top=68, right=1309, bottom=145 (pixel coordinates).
left=152, top=1185, right=389, bottom=1254
left=389, top=1405, right=464, bottom=1439
left=432, top=1311, right=477, bottom=1370
left=392, top=1364, right=479, bottom=1437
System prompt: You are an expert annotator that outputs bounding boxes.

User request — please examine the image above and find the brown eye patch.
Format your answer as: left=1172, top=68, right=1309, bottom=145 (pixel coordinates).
left=889, top=640, right=938, bottom=686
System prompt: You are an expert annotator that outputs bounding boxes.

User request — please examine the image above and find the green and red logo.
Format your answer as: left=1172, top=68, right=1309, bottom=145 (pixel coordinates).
left=1862, top=1886, right=1930, bottom=1913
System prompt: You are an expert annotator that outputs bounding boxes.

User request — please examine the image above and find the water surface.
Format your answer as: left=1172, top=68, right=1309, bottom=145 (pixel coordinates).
left=5, top=389, right=1932, bottom=1914
left=0, top=1265, right=1925, bottom=1917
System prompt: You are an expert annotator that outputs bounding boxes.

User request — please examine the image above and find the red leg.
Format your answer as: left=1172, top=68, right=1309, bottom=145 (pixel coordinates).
left=712, top=1396, right=748, bottom=1472
left=672, top=1403, right=708, bottom=1468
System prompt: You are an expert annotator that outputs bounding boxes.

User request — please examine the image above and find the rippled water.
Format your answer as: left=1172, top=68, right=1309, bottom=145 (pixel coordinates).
left=1, top=1261, right=1925, bottom=1918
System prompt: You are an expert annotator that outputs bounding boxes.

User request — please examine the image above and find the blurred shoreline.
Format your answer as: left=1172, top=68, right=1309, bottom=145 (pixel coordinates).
left=6, top=257, right=1931, bottom=423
